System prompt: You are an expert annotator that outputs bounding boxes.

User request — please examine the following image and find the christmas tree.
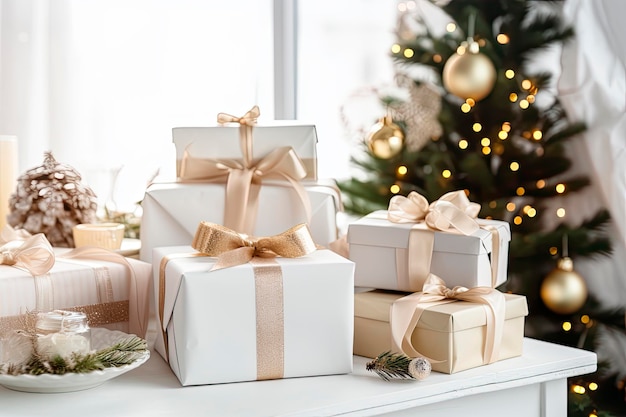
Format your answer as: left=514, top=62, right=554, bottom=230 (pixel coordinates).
left=338, top=1, right=625, bottom=415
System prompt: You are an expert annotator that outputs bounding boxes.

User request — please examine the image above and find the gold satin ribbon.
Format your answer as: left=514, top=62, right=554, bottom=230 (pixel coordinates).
left=191, top=221, right=317, bottom=270
left=0, top=225, right=55, bottom=276
left=390, top=274, right=506, bottom=365
left=178, top=106, right=311, bottom=235
left=159, top=222, right=317, bottom=380
left=387, top=191, right=501, bottom=289
left=59, top=246, right=149, bottom=338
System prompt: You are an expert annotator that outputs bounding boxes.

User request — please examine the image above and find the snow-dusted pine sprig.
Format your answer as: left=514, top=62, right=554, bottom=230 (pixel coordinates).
left=366, top=351, right=431, bottom=381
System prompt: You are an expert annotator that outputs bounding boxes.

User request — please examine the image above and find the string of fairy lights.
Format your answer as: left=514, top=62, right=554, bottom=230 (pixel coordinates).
left=385, top=3, right=606, bottom=414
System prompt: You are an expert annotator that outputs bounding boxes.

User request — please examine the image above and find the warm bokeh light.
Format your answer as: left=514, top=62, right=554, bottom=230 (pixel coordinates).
left=588, top=382, right=598, bottom=391
left=527, top=207, right=537, bottom=217
left=433, top=54, right=442, bottom=63
left=527, top=95, right=535, bottom=103
left=556, top=183, right=566, bottom=193
left=482, top=146, right=491, bottom=155
left=442, top=169, right=451, bottom=178
left=505, top=69, right=515, bottom=79
left=519, top=99, right=529, bottom=109
left=581, top=315, right=590, bottom=324
left=557, top=208, right=566, bottom=217
left=456, top=44, right=467, bottom=55
left=516, top=187, right=525, bottom=196
left=497, top=33, right=510, bottom=44
left=391, top=44, right=401, bottom=54
left=466, top=98, right=476, bottom=107
left=498, top=130, right=508, bottom=140
left=489, top=200, right=497, bottom=208
left=506, top=202, right=516, bottom=212
left=536, top=179, right=546, bottom=189
left=481, top=137, right=490, bottom=146
left=404, top=48, right=414, bottom=58
left=509, top=93, right=518, bottom=102
left=513, top=216, right=522, bottom=225
left=473, top=123, right=482, bottom=132
left=563, top=322, right=573, bottom=332
left=459, top=139, right=469, bottom=149
left=549, top=246, right=558, bottom=255
left=510, top=161, right=520, bottom=171
left=446, top=22, right=456, bottom=32
left=390, top=184, right=400, bottom=194
left=397, top=165, right=408, bottom=175
left=461, top=103, right=471, bottom=113
left=502, top=122, right=511, bottom=132
left=533, top=130, right=542, bottom=140
left=572, top=384, right=585, bottom=394
left=521, top=79, right=532, bottom=90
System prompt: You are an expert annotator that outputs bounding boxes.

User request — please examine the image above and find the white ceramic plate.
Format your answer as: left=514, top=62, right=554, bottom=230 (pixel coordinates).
left=0, top=328, right=149, bottom=393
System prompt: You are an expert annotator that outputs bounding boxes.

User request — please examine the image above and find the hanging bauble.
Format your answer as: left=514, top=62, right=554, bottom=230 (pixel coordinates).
left=7, top=152, right=98, bottom=247
left=366, top=115, right=405, bottom=159
left=442, top=49, right=497, bottom=102
left=540, top=257, right=588, bottom=315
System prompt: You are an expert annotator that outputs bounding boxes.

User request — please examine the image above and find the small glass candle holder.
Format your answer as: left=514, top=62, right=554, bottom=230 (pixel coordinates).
left=73, top=222, right=125, bottom=250
left=35, top=310, right=91, bottom=359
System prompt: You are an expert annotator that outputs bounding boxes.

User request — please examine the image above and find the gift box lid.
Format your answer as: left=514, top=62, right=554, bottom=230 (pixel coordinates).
left=348, top=210, right=510, bottom=256
left=172, top=123, right=317, bottom=160
left=354, top=290, right=528, bottom=333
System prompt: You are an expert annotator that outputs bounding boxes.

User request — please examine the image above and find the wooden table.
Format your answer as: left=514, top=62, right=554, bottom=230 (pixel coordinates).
left=0, top=337, right=596, bottom=417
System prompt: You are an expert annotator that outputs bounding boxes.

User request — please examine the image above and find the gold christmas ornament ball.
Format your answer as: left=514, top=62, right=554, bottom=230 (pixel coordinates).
left=540, top=257, right=588, bottom=315
left=442, top=51, right=497, bottom=101
left=367, top=115, right=405, bottom=159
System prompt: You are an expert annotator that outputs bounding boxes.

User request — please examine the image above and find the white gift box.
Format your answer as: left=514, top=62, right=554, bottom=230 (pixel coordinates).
left=0, top=249, right=151, bottom=337
left=173, top=122, right=318, bottom=180
left=153, top=246, right=354, bottom=386
left=140, top=181, right=341, bottom=263
left=348, top=211, right=510, bottom=292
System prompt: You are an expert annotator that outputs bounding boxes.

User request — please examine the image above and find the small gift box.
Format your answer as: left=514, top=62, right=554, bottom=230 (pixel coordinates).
left=173, top=106, right=318, bottom=181
left=348, top=191, right=510, bottom=292
left=0, top=226, right=150, bottom=338
left=140, top=181, right=341, bottom=263
left=353, top=275, right=528, bottom=374
left=153, top=222, right=354, bottom=386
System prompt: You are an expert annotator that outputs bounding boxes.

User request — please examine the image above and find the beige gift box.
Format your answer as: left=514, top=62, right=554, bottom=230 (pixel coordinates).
left=354, top=290, right=528, bottom=374
left=154, top=246, right=354, bottom=386
left=348, top=211, right=511, bottom=292
left=140, top=181, right=341, bottom=263
left=0, top=249, right=151, bottom=338
left=173, top=122, right=318, bottom=181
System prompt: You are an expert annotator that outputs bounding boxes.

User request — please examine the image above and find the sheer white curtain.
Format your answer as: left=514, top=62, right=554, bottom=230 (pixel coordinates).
left=0, top=0, right=274, bottom=211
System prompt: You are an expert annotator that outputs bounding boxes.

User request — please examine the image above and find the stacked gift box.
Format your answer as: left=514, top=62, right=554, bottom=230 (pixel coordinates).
left=140, top=106, right=355, bottom=386
left=346, top=190, right=529, bottom=374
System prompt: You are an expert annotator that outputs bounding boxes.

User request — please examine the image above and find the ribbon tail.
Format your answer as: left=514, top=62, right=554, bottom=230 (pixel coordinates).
left=60, top=247, right=149, bottom=338
left=223, top=169, right=257, bottom=234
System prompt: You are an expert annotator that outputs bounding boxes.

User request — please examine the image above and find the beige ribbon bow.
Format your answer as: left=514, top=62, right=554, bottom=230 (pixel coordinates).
left=388, top=190, right=480, bottom=234
left=191, top=221, right=317, bottom=270
left=179, top=106, right=311, bottom=235
left=391, top=273, right=506, bottom=365
left=0, top=225, right=55, bottom=276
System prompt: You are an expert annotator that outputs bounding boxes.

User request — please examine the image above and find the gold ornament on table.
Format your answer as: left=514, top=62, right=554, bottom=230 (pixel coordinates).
left=442, top=12, right=497, bottom=102
left=540, top=235, right=588, bottom=315
left=7, top=152, right=98, bottom=248
left=366, top=113, right=405, bottom=159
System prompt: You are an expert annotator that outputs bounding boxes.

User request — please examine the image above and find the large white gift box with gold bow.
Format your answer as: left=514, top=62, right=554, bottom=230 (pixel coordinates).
left=354, top=282, right=528, bottom=373
left=140, top=181, right=341, bottom=263
left=153, top=241, right=354, bottom=386
left=173, top=121, right=318, bottom=181
left=348, top=191, right=510, bottom=292
left=0, top=228, right=151, bottom=338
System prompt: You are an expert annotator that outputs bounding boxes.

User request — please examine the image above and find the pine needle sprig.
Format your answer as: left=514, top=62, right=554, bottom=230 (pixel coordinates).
left=366, top=351, right=416, bottom=381
left=94, top=336, right=148, bottom=368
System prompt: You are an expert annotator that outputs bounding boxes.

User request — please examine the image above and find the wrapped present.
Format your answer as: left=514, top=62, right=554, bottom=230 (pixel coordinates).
left=139, top=181, right=341, bottom=263
left=0, top=226, right=150, bottom=338
left=154, top=222, right=354, bottom=386
left=173, top=107, right=317, bottom=181
left=354, top=275, right=528, bottom=374
left=173, top=107, right=319, bottom=235
left=348, top=191, right=510, bottom=292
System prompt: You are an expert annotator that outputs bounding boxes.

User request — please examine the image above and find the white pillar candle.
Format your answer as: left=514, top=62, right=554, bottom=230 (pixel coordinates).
left=0, top=135, right=18, bottom=230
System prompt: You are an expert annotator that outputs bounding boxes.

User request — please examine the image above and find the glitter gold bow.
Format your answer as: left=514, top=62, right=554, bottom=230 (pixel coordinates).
left=0, top=225, right=55, bottom=276
left=179, top=106, right=311, bottom=235
left=191, top=221, right=317, bottom=270
left=390, top=273, right=505, bottom=365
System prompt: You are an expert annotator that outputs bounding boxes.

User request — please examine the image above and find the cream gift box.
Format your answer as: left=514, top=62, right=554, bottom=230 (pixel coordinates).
left=353, top=289, right=528, bottom=374
left=173, top=122, right=318, bottom=181
left=153, top=246, right=354, bottom=386
left=0, top=248, right=151, bottom=338
left=140, top=182, right=341, bottom=263
left=348, top=210, right=510, bottom=292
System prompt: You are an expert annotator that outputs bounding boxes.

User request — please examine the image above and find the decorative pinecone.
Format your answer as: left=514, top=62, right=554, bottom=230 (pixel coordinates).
left=7, top=152, right=98, bottom=247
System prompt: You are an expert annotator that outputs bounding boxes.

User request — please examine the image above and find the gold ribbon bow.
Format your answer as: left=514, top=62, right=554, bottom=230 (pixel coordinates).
left=0, top=225, right=55, bottom=276
left=179, top=106, right=311, bottom=235
left=191, top=221, right=317, bottom=270
left=390, top=273, right=506, bottom=365
left=388, top=190, right=480, bottom=234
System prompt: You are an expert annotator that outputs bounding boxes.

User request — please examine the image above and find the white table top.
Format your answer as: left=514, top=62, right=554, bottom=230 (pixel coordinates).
left=0, top=338, right=596, bottom=417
